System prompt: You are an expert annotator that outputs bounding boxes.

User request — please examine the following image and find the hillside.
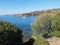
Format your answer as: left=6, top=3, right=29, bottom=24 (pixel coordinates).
left=13, top=9, right=60, bottom=16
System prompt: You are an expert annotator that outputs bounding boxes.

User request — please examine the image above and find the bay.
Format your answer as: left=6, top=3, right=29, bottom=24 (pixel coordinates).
left=0, top=15, right=37, bottom=35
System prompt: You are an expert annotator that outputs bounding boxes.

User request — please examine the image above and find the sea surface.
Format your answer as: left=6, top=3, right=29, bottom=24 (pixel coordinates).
left=0, top=15, right=37, bottom=35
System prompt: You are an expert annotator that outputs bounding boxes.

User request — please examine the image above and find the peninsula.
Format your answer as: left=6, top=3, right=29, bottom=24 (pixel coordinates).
left=12, top=9, right=60, bottom=16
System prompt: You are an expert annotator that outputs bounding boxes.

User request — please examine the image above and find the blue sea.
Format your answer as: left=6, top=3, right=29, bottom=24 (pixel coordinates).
left=0, top=15, right=37, bottom=35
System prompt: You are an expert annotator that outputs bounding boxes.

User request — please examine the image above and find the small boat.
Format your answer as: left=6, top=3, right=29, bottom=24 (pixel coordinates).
left=22, top=16, right=26, bottom=19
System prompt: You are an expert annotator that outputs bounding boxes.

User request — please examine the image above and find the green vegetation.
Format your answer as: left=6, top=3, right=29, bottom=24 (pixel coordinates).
left=0, top=21, right=18, bottom=31
left=33, top=34, right=49, bottom=45
left=50, top=11, right=60, bottom=37
left=31, top=11, right=60, bottom=45
left=0, top=21, right=23, bottom=45
left=0, top=21, right=35, bottom=45
left=0, top=9, right=60, bottom=45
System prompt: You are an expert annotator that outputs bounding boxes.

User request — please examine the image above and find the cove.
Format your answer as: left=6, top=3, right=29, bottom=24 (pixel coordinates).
left=0, top=15, right=37, bottom=35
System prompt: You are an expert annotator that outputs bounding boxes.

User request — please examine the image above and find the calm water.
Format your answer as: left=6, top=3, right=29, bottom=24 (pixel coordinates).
left=0, top=15, right=37, bottom=34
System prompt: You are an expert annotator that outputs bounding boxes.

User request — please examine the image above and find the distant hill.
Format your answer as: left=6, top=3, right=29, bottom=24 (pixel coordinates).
left=13, top=9, right=60, bottom=16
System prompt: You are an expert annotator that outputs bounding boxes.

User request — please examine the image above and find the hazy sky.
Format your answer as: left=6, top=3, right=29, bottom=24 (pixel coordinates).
left=0, top=0, right=60, bottom=15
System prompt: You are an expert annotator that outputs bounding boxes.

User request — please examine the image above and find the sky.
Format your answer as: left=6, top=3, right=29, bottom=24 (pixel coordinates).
left=0, top=0, right=60, bottom=15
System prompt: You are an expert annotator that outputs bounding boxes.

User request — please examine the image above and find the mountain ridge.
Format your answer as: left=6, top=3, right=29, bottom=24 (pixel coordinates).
left=12, top=8, right=60, bottom=16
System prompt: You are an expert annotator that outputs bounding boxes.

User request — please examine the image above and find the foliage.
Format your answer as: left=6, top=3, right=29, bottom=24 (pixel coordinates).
left=50, top=12, right=60, bottom=37
left=0, top=21, right=23, bottom=45
left=33, top=35, right=49, bottom=45
left=31, top=11, right=60, bottom=45
left=0, top=21, right=18, bottom=32
left=31, top=14, right=52, bottom=37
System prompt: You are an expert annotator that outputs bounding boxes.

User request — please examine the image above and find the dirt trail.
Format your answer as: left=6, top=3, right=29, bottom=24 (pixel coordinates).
left=46, top=37, right=60, bottom=45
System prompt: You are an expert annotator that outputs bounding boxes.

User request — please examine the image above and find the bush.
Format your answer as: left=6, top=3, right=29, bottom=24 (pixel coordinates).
left=31, top=11, right=60, bottom=45
left=0, top=21, right=23, bottom=45
left=33, top=35, right=49, bottom=45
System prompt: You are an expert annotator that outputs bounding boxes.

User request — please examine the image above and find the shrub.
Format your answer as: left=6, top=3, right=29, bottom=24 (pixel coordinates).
left=0, top=21, right=23, bottom=45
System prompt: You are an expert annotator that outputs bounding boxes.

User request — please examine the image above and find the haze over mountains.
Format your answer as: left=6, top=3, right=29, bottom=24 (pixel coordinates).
left=13, top=9, right=60, bottom=16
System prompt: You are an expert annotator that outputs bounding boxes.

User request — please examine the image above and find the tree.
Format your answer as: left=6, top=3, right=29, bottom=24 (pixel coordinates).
left=31, top=14, right=51, bottom=45
left=50, top=12, right=60, bottom=37
left=31, top=11, right=60, bottom=45
left=31, top=14, right=52, bottom=38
